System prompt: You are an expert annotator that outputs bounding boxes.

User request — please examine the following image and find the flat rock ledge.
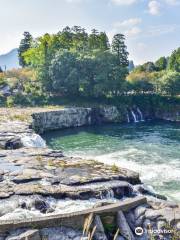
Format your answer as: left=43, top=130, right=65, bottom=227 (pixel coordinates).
left=0, top=147, right=140, bottom=200
left=0, top=114, right=179, bottom=240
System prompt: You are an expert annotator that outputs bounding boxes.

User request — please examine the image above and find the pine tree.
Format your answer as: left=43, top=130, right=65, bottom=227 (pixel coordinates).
left=112, top=34, right=129, bottom=67
left=18, top=32, right=33, bottom=67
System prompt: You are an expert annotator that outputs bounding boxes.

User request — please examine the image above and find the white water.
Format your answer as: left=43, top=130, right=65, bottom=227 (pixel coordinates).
left=137, top=108, right=144, bottom=121
left=21, top=134, right=46, bottom=148
left=0, top=198, right=117, bottom=221
left=131, top=110, right=138, bottom=123
left=127, top=113, right=130, bottom=123
left=44, top=122, right=180, bottom=202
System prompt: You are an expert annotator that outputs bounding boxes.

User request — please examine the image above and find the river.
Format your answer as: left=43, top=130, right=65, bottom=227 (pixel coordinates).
left=43, top=121, right=180, bottom=202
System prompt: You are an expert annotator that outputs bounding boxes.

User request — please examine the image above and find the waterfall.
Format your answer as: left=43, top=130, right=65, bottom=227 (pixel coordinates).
left=100, top=189, right=114, bottom=199
left=21, top=134, right=46, bottom=148
left=127, top=107, right=145, bottom=123
left=105, top=189, right=114, bottom=199
left=137, top=108, right=144, bottom=121
left=131, top=110, right=138, bottom=123
left=127, top=113, right=130, bottom=123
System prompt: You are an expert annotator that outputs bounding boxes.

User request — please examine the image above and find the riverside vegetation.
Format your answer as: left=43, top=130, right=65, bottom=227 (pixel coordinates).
left=0, top=27, right=179, bottom=109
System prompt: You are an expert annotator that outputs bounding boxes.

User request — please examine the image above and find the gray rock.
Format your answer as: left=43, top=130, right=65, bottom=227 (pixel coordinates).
left=116, top=237, right=125, bottom=240
left=5, top=137, right=23, bottom=150
left=34, top=199, right=51, bottom=213
left=143, top=219, right=151, bottom=229
left=134, top=184, right=167, bottom=200
left=6, top=230, right=40, bottom=240
left=117, top=210, right=135, bottom=240
left=0, top=175, right=3, bottom=182
left=176, top=221, right=180, bottom=230
left=0, top=201, right=18, bottom=217
left=134, top=205, right=147, bottom=219
left=93, top=215, right=108, bottom=240
left=145, top=209, right=163, bottom=220
left=12, top=176, right=42, bottom=184
left=0, top=232, right=7, bottom=240
left=73, top=237, right=82, bottom=240
left=135, top=215, right=145, bottom=227
left=124, top=211, right=135, bottom=231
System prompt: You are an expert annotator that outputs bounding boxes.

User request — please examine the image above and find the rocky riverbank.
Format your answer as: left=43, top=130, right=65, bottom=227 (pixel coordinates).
left=0, top=107, right=179, bottom=240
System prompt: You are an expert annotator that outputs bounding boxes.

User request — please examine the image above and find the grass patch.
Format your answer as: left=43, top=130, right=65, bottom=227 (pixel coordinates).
left=111, top=164, right=119, bottom=172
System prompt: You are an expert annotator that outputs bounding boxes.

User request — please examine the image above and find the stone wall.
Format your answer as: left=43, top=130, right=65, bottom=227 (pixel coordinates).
left=32, top=108, right=92, bottom=133
left=32, top=106, right=126, bottom=133
left=154, top=105, right=180, bottom=122
left=31, top=105, right=180, bottom=133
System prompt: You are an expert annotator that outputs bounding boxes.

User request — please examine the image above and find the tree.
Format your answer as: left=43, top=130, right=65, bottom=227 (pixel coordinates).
left=18, top=32, right=33, bottom=67
left=112, top=34, right=129, bottom=67
left=0, top=66, right=3, bottom=73
left=98, top=32, right=110, bottom=50
left=49, top=50, right=80, bottom=95
left=127, top=72, right=155, bottom=94
left=155, top=57, right=167, bottom=71
left=21, top=27, right=129, bottom=98
left=71, top=26, right=88, bottom=51
left=168, top=48, right=180, bottom=72
left=129, top=60, right=135, bottom=72
left=160, top=71, right=180, bottom=96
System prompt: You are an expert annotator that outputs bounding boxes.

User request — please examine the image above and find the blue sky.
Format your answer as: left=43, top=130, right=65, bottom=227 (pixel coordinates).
left=0, top=0, right=180, bottom=64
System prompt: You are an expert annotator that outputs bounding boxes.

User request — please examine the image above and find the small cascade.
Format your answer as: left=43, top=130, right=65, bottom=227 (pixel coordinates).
left=137, top=108, right=144, bottom=122
left=105, top=189, right=114, bottom=199
left=21, top=134, right=46, bottom=148
left=131, top=110, right=138, bottom=123
left=127, top=107, right=145, bottom=123
left=100, top=189, right=115, bottom=199
left=127, top=113, right=130, bottom=123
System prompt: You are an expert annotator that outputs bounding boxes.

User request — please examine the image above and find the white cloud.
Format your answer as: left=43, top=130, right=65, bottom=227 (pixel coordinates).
left=165, top=0, right=180, bottom=5
left=114, top=18, right=142, bottom=27
left=109, top=18, right=142, bottom=39
left=125, top=26, right=142, bottom=37
left=110, top=0, right=137, bottom=5
left=148, top=1, right=161, bottom=15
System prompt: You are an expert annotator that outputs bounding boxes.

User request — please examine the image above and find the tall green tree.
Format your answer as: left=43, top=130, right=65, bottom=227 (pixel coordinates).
left=155, top=57, right=167, bottom=71
left=168, top=48, right=180, bottom=72
left=18, top=32, right=33, bottom=67
left=112, top=34, right=129, bottom=67
left=49, top=50, right=80, bottom=95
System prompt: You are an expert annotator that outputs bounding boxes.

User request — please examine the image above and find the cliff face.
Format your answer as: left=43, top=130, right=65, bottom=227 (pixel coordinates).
left=154, top=105, right=180, bottom=122
left=32, top=106, right=127, bottom=133
left=32, top=105, right=179, bottom=133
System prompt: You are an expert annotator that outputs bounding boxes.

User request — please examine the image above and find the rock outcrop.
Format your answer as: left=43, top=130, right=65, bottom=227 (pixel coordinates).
left=0, top=107, right=179, bottom=240
left=32, top=106, right=126, bottom=133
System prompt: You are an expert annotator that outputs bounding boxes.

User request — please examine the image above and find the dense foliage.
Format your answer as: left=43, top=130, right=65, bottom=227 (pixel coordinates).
left=21, top=27, right=129, bottom=98
left=0, top=27, right=179, bottom=107
left=127, top=47, right=180, bottom=96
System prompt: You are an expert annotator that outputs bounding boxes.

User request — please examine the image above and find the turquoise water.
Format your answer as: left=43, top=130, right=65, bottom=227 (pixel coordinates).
left=43, top=121, right=180, bottom=201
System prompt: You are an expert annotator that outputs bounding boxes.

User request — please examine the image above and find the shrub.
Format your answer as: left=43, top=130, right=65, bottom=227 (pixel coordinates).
left=6, top=96, right=15, bottom=107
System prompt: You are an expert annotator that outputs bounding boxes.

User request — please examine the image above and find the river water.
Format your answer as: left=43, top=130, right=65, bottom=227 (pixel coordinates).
left=43, top=121, right=180, bottom=202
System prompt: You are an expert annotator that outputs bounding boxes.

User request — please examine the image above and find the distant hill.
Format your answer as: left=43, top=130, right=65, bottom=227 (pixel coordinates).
left=0, top=49, right=19, bottom=70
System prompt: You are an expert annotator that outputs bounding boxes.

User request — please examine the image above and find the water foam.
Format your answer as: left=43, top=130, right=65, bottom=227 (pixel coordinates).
left=70, top=148, right=180, bottom=201
left=21, top=134, right=46, bottom=148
